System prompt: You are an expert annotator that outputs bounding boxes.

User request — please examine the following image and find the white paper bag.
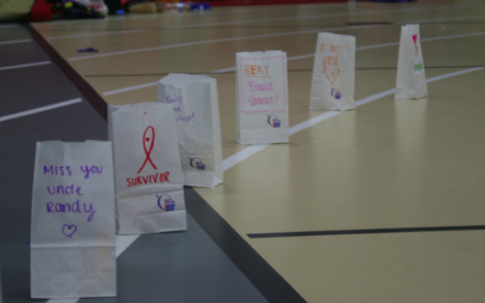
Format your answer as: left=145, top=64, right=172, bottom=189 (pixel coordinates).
left=30, top=141, right=116, bottom=299
left=109, top=102, right=187, bottom=235
left=310, top=32, right=356, bottom=111
left=157, top=74, right=223, bottom=188
left=235, top=51, right=289, bottom=145
left=395, top=24, right=428, bottom=99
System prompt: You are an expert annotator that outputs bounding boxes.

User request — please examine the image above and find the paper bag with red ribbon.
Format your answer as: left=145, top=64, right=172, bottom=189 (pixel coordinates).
left=109, top=102, right=187, bottom=235
left=157, top=74, right=223, bottom=188
left=31, top=141, right=116, bottom=299
left=395, top=24, right=428, bottom=99
left=310, top=32, right=356, bottom=111
left=235, top=51, right=289, bottom=145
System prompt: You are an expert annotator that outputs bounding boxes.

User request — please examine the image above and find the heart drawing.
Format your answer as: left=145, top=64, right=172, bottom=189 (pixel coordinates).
left=324, top=67, right=340, bottom=85
left=412, top=34, right=419, bottom=56
left=62, top=224, right=77, bottom=238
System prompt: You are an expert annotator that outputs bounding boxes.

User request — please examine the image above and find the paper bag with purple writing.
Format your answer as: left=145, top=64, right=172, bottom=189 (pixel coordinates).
left=157, top=74, right=223, bottom=188
left=110, top=102, right=186, bottom=235
left=31, top=141, right=116, bottom=299
left=310, top=32, right=355, bottom=111
left=395, top=24, right=428, bottom=99
left=236, top=51, right=289, bottom=145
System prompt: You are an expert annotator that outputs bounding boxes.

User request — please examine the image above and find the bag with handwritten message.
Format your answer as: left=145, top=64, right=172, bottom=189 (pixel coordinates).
left=31, top=141, right=116, bottom=299
left=109, top=102, right=187, bottom=234
left=395, top=24, right=428, bottom=99
left=157, top=74, right=223, bottom=188
left=310, top=32, right=356, bottom=111
left=235, top=51, right=289, bottom=145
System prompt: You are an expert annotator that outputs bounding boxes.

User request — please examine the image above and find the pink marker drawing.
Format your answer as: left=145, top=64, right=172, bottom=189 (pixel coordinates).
left=412, top=34, right=419, bottom=56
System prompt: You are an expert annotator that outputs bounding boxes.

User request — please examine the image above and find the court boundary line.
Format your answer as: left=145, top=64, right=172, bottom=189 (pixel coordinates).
left=101, top=30, right=485, bottom=96
left=68, top=24, right=378, bottom=61
left=66, top=4, right=485, bottom=61
left=46, top=29, right=151, bottom=40
left=248, top=225, right=485, bottom=238
left=40, top=4, right=485, bottom=47
left=0, top=61, right=50, bottom=71
left=0, top=98, right=82, bottom=123
left=85, top=65, right=485, bottom=77
left=0, top=24, right=19, bottom=29
left=184, top=187, right=307, bottom=303
left=222, top=66, right=484, bottom=171
left=0, top=38, right=31, bottom=45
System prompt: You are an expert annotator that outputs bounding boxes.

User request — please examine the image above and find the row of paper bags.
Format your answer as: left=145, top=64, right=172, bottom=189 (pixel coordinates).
left=30, top=24, right=427, bottom=299
left=30, top=74, right=224, bottom=298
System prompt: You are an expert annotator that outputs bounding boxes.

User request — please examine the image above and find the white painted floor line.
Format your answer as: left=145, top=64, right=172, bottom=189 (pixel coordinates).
left=65, top=3, right=485, bottom=61
left=426, top=66, right=485, bottom=83
left=68, top=24, right=377, bottom=61
left=0, top=39, right=31, bottom=45
left=66, top=5, right=485, bottom=61
left=223, top=144, right=271, bottom=171
left=103, top=82, right=158, bottom=96
left=46, top=29, right=151, bottom=40
left=0, top=98, right=82, bottom=123
left=212, top=67, right=237, bottom=73
left=101, top=67, right=237, bottom=95
left=224, top=66, right=485, bottom=170
left=355, top=89, right=396, bottom=107
left=289, top=112, right=341, bottom=136
left=398, top=14, right=485, bottom=24
left=295, top=30, right=485, bottom=59
left=101, top=30, right=485, bottom=96
left=165, top=4, right=483, bottom=29
left=0, top=61, right=50, bottom=71
left=0, top=24, right=19, bottom=29
left=421, top=31, right=485, bottom=42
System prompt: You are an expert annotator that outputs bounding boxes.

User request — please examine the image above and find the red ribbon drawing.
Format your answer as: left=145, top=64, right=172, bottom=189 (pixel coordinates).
left=138, top=126, right=157, bottom=174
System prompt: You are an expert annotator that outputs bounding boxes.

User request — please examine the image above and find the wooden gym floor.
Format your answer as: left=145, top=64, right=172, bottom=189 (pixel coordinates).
left=28, top=0, right=485, bottom=301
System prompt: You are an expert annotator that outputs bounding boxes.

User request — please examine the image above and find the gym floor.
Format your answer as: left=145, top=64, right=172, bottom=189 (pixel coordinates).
left=1, top=0, right=485, bottom=302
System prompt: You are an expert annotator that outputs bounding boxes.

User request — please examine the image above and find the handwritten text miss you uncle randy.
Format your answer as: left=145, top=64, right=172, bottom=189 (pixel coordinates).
left=43, top=165, right=101, bottom=222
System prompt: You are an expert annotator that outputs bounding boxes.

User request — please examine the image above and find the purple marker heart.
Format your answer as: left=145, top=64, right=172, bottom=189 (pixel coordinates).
left=62, top=224, right=77, bottom=238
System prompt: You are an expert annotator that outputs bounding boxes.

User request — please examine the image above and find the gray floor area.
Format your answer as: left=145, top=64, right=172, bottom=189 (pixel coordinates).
left=0, top=25, right=267, bottom=303
left=82, top=214, right=267, bottom=303
left=0, top=26, right=46, bottom=67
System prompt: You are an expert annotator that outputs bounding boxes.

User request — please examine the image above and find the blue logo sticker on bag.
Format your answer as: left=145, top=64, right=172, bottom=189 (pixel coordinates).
left=331, top=88, right=341, bottom=100
left=156, top=194, right=175, bottom=211
left=267, top=115, right=281, bottom=128
left=189, top=157, right=205, bottom=170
